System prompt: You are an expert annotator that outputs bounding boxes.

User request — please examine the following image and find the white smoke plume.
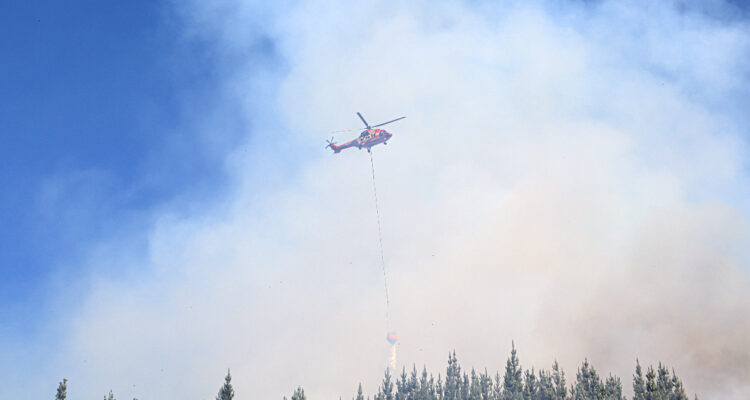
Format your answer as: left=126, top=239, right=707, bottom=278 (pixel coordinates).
left=5, top=1, right=750, bottom=399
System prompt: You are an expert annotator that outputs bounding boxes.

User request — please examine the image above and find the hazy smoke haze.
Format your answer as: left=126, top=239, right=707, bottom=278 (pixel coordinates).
left=6, top=1, right=750, bottom=399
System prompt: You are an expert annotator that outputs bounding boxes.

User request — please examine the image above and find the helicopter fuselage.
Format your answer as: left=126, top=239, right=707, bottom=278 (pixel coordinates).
left=329, top=128, right=392, bottom=153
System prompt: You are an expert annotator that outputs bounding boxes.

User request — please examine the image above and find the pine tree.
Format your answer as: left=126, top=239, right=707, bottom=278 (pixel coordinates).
left=469, top=369, right=482, bottom=400
left=604, top=375, right=623, bottom=400
left=572, top=359, right=604, bottom=400
left=443, top=352, right=461, bottom=400
left=460, top=373, right=470, bottom=400
left=633, top=360, right=646, bottom=400
left=551, top=361, right=567, bottom=400
left=479, top=370, right=493, bottom=400
left=376, top=369, right=395, bottom=400
left=104, top=390, right=115, bottom=400
left=291, top=387, right=306, bottom=400
left=217, top=369, right=234, bottom=400
left=502, top=342, right=523, bottom=400
left=408, top=366, right=419, bottom=400
left=56, top=378, right=67, bottom=400
left=494, top=372, right=503, bottom=400
left=522, top=369, right=538, bottom=400
left=537, top=370, right=555, bottom=400
left=356, top=383, right=365, bottom=400
left=644, top=366, right=657, bottom=400
left=419, top=367, right=436, bottom=400
left=397, top=368, right=409, bottom=400
left=670, top=370, right=688, bottom=400
left=656, top=363, right=673, bottom=399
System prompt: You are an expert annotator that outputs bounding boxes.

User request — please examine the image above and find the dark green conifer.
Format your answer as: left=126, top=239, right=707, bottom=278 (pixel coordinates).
left=460, top=372, right=470, bottom=400
left=376, top=369, right=395, bottom=400
left=444, top=352, right=461, bottom=400
left=572, top=359, right=604, bottom=400
left=633, top=360, right=645, bottom=400
left=478, top=369, right=493, bottom=400
left=291, top=386, right=306, bottom=400
left=657, top=363, right=673, bottom=399
left=604, top=375, right=624, bottom=400
left=397, top=368, right=409, bottom=400
left=419, top=367, right=435, bottom=400
left=670, top=370, right=688, bottom=400
left=645, top=366, right=657, bottom=400
left=408, top=366, right=419, bottom=400
left=537, top=370, right=555, bottom=400
left=469, top=369, right=481, bottom=400
left=522, top=369, right=538, bottom=400
left=104, top=390, right=115, bottom=400
left=551, top=361, right=567, bottom=400
left=356, top=383, right=365, bottom=400
left=216, top=369, right=234, bottom=400
left=502, top=342, right=524, bottom=400
left=56, top=378, right=67, bottom=400
left=494, top=372, right=503, bottom=400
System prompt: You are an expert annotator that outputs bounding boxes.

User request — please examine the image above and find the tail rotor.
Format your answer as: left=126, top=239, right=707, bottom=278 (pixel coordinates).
left=326, top=137, right=342, bottom=153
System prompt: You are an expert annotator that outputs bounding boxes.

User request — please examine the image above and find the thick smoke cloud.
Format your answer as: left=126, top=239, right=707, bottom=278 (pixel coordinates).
left=10, top=1, right=750, bottom=399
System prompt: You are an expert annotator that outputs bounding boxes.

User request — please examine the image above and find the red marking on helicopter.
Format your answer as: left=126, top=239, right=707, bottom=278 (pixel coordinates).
left=326, top=112, right=405, bottom=153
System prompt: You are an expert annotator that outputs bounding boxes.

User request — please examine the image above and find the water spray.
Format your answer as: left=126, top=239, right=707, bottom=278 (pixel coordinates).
left=387, top=332, right=398, bottom=371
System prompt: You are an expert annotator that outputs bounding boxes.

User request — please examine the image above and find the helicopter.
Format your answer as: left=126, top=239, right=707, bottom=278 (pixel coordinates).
left=326, top=112, right=405, bottom=153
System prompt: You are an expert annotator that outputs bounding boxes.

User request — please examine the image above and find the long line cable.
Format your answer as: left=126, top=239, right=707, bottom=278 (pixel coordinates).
left=369, top=150, right=390, bottom=330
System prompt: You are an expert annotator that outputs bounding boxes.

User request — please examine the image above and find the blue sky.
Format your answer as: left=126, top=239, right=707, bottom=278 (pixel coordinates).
left=0, top=2, right=244, bottom=316
left=2, top=1, right=750, bottom=399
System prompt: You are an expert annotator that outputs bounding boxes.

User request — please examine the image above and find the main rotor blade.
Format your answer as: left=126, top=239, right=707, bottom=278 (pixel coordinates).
left=357, top=112, right=370, bottom=128
left=331, top=128, right=360, bottom=133
left=372, top=116, right=406, bottom=128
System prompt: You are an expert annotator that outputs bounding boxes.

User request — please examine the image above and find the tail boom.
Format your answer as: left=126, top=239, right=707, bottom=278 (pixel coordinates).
left=327, top=139, right=358, bottom=154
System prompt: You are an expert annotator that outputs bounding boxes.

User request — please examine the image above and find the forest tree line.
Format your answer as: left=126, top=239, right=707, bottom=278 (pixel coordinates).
left=52, top=345, right=695, bottom=400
